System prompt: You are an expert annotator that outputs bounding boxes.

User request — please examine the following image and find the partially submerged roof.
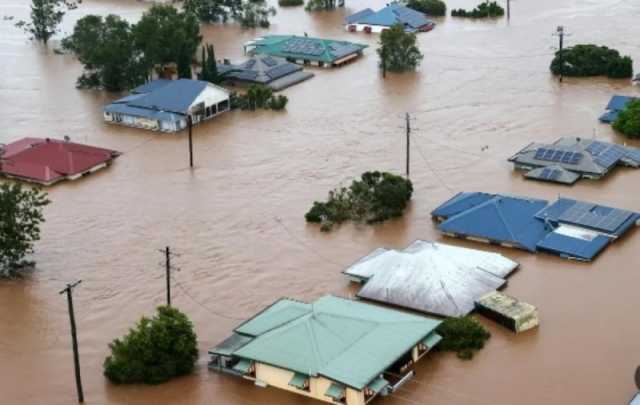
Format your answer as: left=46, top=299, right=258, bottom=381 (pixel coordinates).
left=104, top=79, right=229, bottom=120
left=343, top=240, right=519, bottom=317
left=475, top=291, right=539, bottom=333
left=432, top=192, right=640, bottom=261
left=0, top=137, right=120, bottom=186
left=509, top=137, right=640, bottom=183
left=346, top=3, right=435, bottom=32
left=599, top=95, right=638, bottom=123
left=217, top=55, right=314, bottom=91
left=245, top=35, right=368, bottom=64
left=212, top=295, right=441, bottom=390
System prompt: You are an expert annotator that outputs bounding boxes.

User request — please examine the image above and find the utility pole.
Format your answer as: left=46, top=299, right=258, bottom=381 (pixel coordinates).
left=506, top=0, right=511, bottom=20
left=59, top=280, right=84, bottom=403
left=381, top=46, right=387, bottom=79
left=164, top=246, right=172, bottom=307
left=554, top=26, right=569, bottom=83
left=405, top=113, right=411, bottom=178
left=187, top=116, right=194, bottom=168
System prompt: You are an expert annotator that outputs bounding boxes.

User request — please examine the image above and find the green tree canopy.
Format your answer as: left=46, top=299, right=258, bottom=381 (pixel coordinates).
left=613, top=99, right=640, bottom=138
left=104, top=306, right=199, bottom=385
left=451, top=1, right=504, bottom=17
left=184, top=0, right=276, bottom=28
left=436, top=316, right=491, bottom=360
left=133, top=5, right=202, bottom=74
left=550, top=44, right=633, bottom=79
left=0, top=183, right=50, bottom=278
left=305, top=171, right=413, bottom=231
left=16, top=0, right=77, bottom=44
left=305, top=0, right=337, bottom=11
left=406, top=0, right=446, bottom=16
left=377, top=24, right=423, bottom=73
left=62, top=14, right=147, bottom=91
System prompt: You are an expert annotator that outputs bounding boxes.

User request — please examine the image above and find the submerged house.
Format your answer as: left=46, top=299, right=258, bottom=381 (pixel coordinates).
left=209, top=295, right=441, bottom=405
left=343, top=240, right=518, bottom=317
left=345, top=3, right=435, bottom=33
left=217, top=55, right=314, bottom=91
left=0, top=137, right=120, bottom=186
left=244, top=35, right=368, bottom=68
left=509, top=137, right=640, bottom=184
left=599, top=95, right=638, bottom=123
left=103, top=79, right=230, bottom=133
left=431, top=192, right=640, bottom=261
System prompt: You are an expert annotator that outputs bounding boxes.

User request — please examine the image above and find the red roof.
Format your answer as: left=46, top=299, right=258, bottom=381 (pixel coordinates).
left=0, top=138, right=120, bottom=185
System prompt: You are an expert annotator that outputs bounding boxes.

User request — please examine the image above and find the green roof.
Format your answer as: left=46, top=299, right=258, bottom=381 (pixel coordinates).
left=233, top=358, right=252, bottom=374
left=423, top=333, right=442, bottom=349
left=368, top=376, right=389, bottom=394
left=325, top=382, right=346, bottom=400
left=288, top=372, right=308, bottom=389
left=228, top=295, right=441, bottom=390
left=246, top=35, right=368, bottom=64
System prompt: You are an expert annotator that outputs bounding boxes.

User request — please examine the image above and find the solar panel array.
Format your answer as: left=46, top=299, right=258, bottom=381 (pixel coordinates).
left=243, top=59, right=257, bottom=70
left=282, top=39, right=325, bottom=57
left=265, top=63, right=300, bottom=80
left=559, top=202, right=633, bottom=233
left=262, top=56, right=278, bottom=67
left=534, top=148, right=583, bottom=165
left=235, top=71, right=259, bottom=81
left=594, top=147, right=625, bottom=169
left=585, top=141, right=608, bottom=156
left=538, top=168, right=562, bottom=181
left=624, top=147, right=640, bottom=164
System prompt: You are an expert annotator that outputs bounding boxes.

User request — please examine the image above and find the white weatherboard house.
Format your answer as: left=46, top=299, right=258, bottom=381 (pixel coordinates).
left=103, top=79, right=230, bottom=133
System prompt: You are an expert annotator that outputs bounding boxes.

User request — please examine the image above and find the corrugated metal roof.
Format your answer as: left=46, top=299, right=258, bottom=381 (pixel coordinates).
left=600, top=95, right=638, bottom=124
left=536, top=231, right=611, bottom=261
left=345, top=3, right=434, bottom=31
left=343, top=240, right=519, bottom=317
left=224, top=295, right=441, bottom=390
left=248, top=35, right=367, bottom=64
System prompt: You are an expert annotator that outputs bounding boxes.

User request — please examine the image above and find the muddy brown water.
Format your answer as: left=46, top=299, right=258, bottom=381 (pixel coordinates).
left=1, top=0, right=640, bottom=404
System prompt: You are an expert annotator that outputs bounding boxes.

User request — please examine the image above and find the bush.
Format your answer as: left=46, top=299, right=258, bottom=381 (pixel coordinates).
left=232, top=84, right=289, bottom=111
left=406, top=0, right=446, bottom=16
left=451, top=1, right=504, bottom=17
left=550, top=44, right=634, bottom=79
left=104, top=306, right=198, bottom=385
left=305, top=171, right=413, bottom=231
left=279, top=0, right=303, bottom=6
left=436, top=316, right=490, bottom=360
left=613, top=99, right=640, bottom=138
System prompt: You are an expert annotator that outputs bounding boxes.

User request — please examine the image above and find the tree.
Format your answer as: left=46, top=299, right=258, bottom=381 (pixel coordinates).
left=305, top=171, right=413, bottom=231
left=184, top=0, right=276, bottom=28
left=305, top=0, right=337, bottom=11
left=15, top=0, right=77, bottom=45
left=377, top=24, right=423, bottom=73
left=613, top=100, right=640, bottom=138
left=104, top=306, right=198, bottom=385
left=133, top=5, right=202, bottom=77
left=62, top=15, right=147, bottom=91
left=451, top=1, right=504, bottom=17
left=436, top=316, right=491, bottom=360
left=406, top=0, right=446, bottom=16
left=550, top=44, right=633, bottom=79
left=231, top=84, right=289, bottom=111
left=279, top=0, right=304, bottom=6
left=0, top=183, right=50, bottom=278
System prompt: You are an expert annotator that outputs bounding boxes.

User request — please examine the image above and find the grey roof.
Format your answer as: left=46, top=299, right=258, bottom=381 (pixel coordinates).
left=343, top=240, right=519, bottom=317
left=524, top=165, right=581, bottom=185
left=217, top=55, right=314, bottom=90
left=509, top=137, right=640, bottom=183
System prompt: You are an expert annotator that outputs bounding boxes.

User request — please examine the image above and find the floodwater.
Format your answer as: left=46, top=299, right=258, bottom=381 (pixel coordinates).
left=1, top=0, right=640, bottom=403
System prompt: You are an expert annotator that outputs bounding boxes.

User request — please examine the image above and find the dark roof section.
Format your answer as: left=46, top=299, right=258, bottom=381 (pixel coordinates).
left=431, top=192, right=640, bottom=261
left=524, top=165, right=581, bottom=185
left=599, top=95, right=638, bottom=123
left=217, top=55, right=314, bottom=91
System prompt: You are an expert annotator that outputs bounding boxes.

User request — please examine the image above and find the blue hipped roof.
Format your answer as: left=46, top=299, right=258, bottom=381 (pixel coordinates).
left=431, top=192, right=639, bottom=261
left=345, top=3, right=434, bottom=31
left=600, top=95, right=637, bottom=123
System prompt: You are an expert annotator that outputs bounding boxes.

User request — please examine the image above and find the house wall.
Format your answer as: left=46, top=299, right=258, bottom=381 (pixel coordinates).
left=254, top=363, right=365, bottom=405
left=345, top=24, right=388, bottom=34
left=192, top=84, right=230, bottom=111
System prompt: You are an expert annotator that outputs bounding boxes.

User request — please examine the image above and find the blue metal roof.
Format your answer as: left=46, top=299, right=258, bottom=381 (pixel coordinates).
left=125, top=79, right=209, bottom=114
left=600, top=95, right=637, bottom=124
left=345, top=3, right=434, bottom=31
left=432, top=193, right=639, bottom=261
left=131, top=79, right=173, bottom=94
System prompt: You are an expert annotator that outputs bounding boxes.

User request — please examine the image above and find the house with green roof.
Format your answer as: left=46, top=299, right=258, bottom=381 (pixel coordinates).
left=243, top=35, right=368, bottom=68
left=209, top=295, right=441, bottom=405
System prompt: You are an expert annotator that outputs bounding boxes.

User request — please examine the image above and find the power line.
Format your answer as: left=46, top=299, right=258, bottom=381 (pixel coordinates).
left=171, top=275, right=245, bottom=321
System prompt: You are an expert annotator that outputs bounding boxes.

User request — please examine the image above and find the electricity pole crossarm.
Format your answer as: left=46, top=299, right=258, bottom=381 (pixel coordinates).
left=59, top=280, right=84, bottom=403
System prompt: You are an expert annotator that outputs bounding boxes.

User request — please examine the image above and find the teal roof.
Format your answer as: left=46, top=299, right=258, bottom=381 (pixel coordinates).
left=325, top=383, right=346, bottom=399
left=247, top=35, right=368, bottom=64
left=423, top=333, right=442, bottom=349
left=288, top=372, right=308, bottom=389
left=368, top=376, right=389, bottom=394
left=233, top=358, right=252, bottom=374
left=228, top=295, right=441, bottom=390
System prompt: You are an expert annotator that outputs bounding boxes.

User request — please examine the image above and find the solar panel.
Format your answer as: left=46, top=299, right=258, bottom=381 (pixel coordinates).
left=262, top=56, right=278, bottom=67
left=537, top=168, right=562, bottom=181
left=234, top=71, right=259, bottom=81
left=244, top=59, right=257, bottom=70
left=594, top=146, right=625, bottom=168
left=586, top=141, right=608, bottom=156
left=534, top=148, right=547, bottom=159
left=558, top=202, right=633, bottom=233
left=624, top=148, right=640, bottom=164
left=265, top=63, right=300, bottom=80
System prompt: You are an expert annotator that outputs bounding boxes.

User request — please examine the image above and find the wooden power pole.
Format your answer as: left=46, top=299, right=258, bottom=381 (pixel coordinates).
left=187, top=116, right=194, bottom=168
left=59, top=280, right=84, bottom=403
left=405, top=113, right=411, bottom=178
left=554, top=26, right=569, bottom=82
left=164, top=246, right=172, bottom=307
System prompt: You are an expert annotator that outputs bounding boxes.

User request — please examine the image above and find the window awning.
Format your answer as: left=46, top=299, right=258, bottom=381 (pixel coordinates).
left=232, top=358, right=252, bottom=374
left=325, top=383, right=346, bottom=400
left=288, top=372, right=308, bottom=389
left=367, top=376, right=389, bottom=394
left=422, top=333, right=442, bottom=349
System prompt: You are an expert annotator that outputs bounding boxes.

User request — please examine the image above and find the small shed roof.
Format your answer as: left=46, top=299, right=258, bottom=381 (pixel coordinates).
left=214, top=295, right=441, bottom=390
left=343, top=240, right=519, bottom=317
left=246, top=35, right=368, bottom=64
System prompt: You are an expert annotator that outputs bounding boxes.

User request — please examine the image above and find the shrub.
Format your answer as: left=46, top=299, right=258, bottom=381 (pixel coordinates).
left=279, top=0, right=303, bottom=6
left=103, top=306, right=198, bottom=385
left=550, top=44, right=634, bottom=79
left=232, top=84, right=289, bottom=111
left=305, top=171, right=413, bottom=231
left=269, top=94, right=289, bottom=110
left=436, top=316, right=490, bottom=360
left=451, top=1, right=504, bottom=17
left=613, top=99, right=640, bottom=138
left=406, top=0, right=446, bottom=16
